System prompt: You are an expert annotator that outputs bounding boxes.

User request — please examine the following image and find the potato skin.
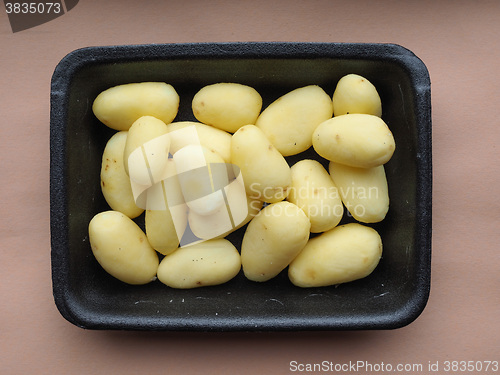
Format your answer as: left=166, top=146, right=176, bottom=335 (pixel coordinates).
left=92, top=82, right=179, bottom=131
left=332, top=74, right=382, bottom=117
left=91, top=79, right=393, bottom=290
left=231, top=125, right=291, bottom=203
left=88, top=211, right=159, bottom=285
left=173, top=145, right=228, bottom=216
left=192, top=83, right=262, bottom=133
left=288, top=223, right=382, bottom=287
left=146, top=209, right=186, bottom=255
left=188, top=180, right=263, bottom=241
left=255, top=85, right=333, bottom=156
left=167, top=121, right=232, bottom=163
left=157, top=239, right=241, bottom=289
left=287, top=159, right=343, bottom=233
left=123, top=115, right=170, bottom=183
left=312, top=114, right=395, bottom=168
left=100, top=131, right=144, bottom=219
left=145, top=159, right=188, bottom=256
left=329, top=161, right=389, bottom=223
left=241, top=201, right=311, bottom=282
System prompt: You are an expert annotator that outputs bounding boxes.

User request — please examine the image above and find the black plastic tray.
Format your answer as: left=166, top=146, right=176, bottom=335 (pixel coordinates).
left=50, top=42, right=432, bottom=330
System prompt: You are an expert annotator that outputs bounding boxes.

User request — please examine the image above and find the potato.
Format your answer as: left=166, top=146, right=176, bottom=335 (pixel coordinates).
left=192, top=83, right=262, bottom=133
left=100, top=131, right=144, bottom=219
left=312, top=114, right=395, bottom=168
left=145, top=159, right=188, bottom=255
left=329, top=161, right=389, bottom=223
left=241, top=201, right=310, bottom=282
left=255, top=85, right=333, bottom=156
left=231, top=125, right=291, bottom=203
left=332, top=74, right=382, bottom=117
left=287, top=160, right=343, bottom=233
left=288, top=223, right=382, bottom=287
left=167, top=121, right=232, bottom=163
left=123, top=116, right=170, bottom=187
left=92, top=82, right=179, bottom=131
left=173, top=145, right=230, bottom=216
left=157, top=239, right=241, bottom=289
left=188, top=178, right=263, bottom=241
left=88, top=211, right=159, bottom=285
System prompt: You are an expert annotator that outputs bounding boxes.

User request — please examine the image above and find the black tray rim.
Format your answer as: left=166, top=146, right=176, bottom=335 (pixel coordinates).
left=50, top=42, right=432, bottom=331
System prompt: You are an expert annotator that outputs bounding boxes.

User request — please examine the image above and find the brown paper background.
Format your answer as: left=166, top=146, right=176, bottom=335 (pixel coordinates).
left=1, top=1, right=499, bottom=374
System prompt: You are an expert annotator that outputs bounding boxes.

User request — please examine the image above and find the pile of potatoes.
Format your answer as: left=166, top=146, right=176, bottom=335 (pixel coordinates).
left=88, top=74, right=394, bottom=289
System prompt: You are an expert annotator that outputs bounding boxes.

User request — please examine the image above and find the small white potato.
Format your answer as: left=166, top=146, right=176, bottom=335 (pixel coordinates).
left=123, top=116, right=170, bottom=184
left=92, top=82, right=179, bottom=131
left=312, top=114, right=395, bottom=168
left=241, top=201, right=311, bottom=282
left=329, top=161, right=389, bottom=223
left=288, top=223, right=382, bottom=287
left=145, top=159, right=188, bottom=255
left=188, top=177, right=263, bottom=240
left=192, top=83, right=262, bottom=133
left=332, top=74, right=382, bottom=117
left=146, top=209, right=185, bottom=256
left=231, top=125, right=291, bottom=203
left=167, top=121, right=232, bottom=163
left=88, top=211, right=159, bottom=285
left=255, top=85, right=333, bottom=156
left=287, top=160, right=343, bottom=233
left=100, top=131, right=144, bottom=219
left=173, top=145, right=229, bottom=216
left=157, top=239, right=241, bottom=289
